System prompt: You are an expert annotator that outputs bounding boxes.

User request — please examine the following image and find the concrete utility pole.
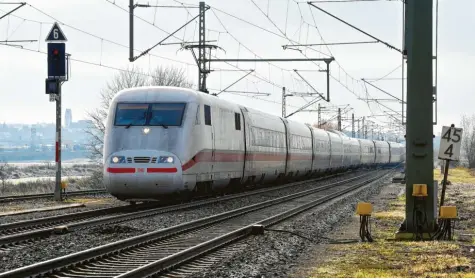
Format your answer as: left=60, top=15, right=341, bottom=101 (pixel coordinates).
left=401, top=0, right=436, bottom=236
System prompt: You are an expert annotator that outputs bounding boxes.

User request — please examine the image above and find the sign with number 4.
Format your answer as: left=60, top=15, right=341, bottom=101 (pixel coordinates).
left=438, top=125, right=463, bottom=161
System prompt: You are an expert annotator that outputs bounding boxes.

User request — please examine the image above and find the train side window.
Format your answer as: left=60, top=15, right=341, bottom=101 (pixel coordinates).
left=204, top=105, right=211, bottom=125
left=234, top=113, right=241, bottom=130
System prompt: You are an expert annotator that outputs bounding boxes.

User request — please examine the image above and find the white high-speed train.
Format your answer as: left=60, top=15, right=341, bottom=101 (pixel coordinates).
left=103, top=86, right=405, bottom=201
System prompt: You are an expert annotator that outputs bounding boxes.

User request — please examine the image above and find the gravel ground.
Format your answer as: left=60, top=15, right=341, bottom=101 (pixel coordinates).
left=0, top=170, right=370, bottom=273
left=190, top=169, right=398, bottom=278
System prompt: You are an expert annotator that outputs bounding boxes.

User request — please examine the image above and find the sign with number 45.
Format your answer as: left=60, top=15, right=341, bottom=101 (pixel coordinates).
left=438, top=125, right=463, bottom=161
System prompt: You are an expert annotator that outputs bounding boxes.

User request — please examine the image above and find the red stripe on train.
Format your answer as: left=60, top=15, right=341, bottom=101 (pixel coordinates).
left=107, top=167, right=136, bottom=173
left=181, top=151, right=313, bottom=171
left=147, top=167, right=178, bottom=173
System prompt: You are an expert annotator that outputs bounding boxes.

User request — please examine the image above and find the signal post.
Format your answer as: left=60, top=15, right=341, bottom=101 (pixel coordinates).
left=45, top=22, right=69, bottom=201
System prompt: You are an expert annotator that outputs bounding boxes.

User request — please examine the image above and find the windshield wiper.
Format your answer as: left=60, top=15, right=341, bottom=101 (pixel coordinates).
left=124, top=114, right=146, bottom=129
left=159, top=124, right=168, bottom=129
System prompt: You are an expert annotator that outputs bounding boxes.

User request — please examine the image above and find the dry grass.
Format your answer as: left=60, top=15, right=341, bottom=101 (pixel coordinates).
left=434, top=166, right=475, bottom=184
left=0, top=169, right=104, bottom=196
left=308, top=179, right=475, bottom=278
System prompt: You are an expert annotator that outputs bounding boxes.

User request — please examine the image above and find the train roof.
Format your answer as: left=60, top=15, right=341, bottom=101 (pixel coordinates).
left=111, top=86, right=201, bottom=103
left=111, top=86, right=404, bottom=145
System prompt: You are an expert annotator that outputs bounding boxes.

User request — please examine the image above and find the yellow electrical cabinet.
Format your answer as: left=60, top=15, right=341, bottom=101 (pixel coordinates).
left=356, top=202, right=373, bottom=216
left=412, top=184, right=428, bottom=197
left=439, top=206, right=457, bottom=219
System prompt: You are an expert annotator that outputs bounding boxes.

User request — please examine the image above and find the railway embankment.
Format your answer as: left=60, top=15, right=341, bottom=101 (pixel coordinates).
left=293, top=167, right=475, bottom=278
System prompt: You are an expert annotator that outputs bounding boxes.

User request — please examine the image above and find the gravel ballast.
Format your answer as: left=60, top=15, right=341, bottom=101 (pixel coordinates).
left=0, top=170, right=381, bottom=273
left=188, top=170, right=398, bottom=278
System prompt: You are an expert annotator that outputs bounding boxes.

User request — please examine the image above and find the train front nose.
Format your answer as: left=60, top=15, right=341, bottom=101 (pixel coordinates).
left=103, top=150, right=184, bottom=200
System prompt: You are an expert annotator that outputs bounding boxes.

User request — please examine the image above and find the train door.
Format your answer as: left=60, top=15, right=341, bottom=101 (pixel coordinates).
left=240, top=107, right=252, bottom=184
left=204, top=104, right=214, bottom=178
left=211, top=109, right=216, bottom=178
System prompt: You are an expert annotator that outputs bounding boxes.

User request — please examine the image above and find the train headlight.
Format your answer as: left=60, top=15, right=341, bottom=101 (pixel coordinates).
left=159, top=156, right=174, bottom=163
left=143, top=127, right=150, bottom=134
left=111, top=156, right=126, bottom=164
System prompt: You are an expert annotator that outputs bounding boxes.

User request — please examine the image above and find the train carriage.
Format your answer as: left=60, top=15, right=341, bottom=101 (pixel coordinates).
left=327, top=132, right=344, bottom=170
left=242, top=107, right=288, bottom=185
left=310, top=128, right=332, bottom=174
left=374, top=140, right=391, bottom=165
left=103, top=86, right=405, bottom=201
left=359, top=138, right=376, bottom=166
left=347, top=137, right=362, bottom=167
left=286, top=120, right=313, bottom=178
left=388, top=141, right=405, bottom=166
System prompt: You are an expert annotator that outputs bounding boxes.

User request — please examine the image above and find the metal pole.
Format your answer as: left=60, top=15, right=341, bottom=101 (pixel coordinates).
left=404, top=0, right=435, bottom=233
left=357, top=119, right=360, bottom=138
left=326, top=60, right=330, bottom=102
left=54, top=85, right=62, bottom=201
left=282, top=87, right=286, bottom=118
left=352, top=113, right=355, bottom=138
left=198, top=1, right=207, bottom=93
left=337, top=108, right=341, bottom=131
left=129, top=0, right=134, bottom=62
left=362, top=117, right=365, bottom=138
left=318, top=103, right=321, bottom=127
left=439, top=159, right=450, bottom=209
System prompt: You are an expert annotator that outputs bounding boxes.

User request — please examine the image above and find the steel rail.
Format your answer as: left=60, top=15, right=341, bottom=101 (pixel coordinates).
left=0, top=169, right=384, bottom=278
left=119, top=168, right=394, bottom=277
left=0, top=171, right=347, bottom=248
left=0, top=189, right=108, bottom=203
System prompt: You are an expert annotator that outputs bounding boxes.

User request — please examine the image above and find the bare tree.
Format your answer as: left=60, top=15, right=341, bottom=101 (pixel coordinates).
left=312, top=121, right=337, bottom=131
left=460, top=114, right=475, bottom=168
left=85, top=65, right=193, bottom=161
left=0, top=161, right=9, bottom=193
left=150, top=66, right=193, bottom=88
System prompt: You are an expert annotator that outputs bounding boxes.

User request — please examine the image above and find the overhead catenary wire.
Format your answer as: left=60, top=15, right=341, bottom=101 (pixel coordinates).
left=2, top=0, right=400, bottom=132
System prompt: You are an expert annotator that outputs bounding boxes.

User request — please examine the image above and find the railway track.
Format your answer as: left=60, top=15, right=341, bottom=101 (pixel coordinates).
left=0, top=168, right=394, bottom=278
left=0, top=189, right=109, bottom=203
left=0, top=202, right=157, bottom=251
left=0, top=171, right=350, bottom=250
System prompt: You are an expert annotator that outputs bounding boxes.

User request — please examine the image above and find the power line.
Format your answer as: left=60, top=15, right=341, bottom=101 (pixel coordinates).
left=104, top=0, right=291, bottom=91
left=4, top=0, right=398, bottom=129
left=0, top=42, right=165, bottom=79
left=3, top=4, right=197, bottom=66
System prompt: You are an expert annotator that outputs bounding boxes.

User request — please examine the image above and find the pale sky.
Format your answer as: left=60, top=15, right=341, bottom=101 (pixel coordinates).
left=1, top=0, right=473, bottom=137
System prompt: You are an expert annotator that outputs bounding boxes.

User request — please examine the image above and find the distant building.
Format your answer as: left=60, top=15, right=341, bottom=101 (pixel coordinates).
left=65, top=109, right=72, bottom=128
left=70, top=120, right=93, bottom=129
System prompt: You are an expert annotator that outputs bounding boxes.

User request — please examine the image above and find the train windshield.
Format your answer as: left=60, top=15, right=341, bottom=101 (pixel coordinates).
left=114, top=103, right=148, bottom=126
left=114, top=103, right=186, bottom=127
left=149, top=103, right=186, bottom=126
